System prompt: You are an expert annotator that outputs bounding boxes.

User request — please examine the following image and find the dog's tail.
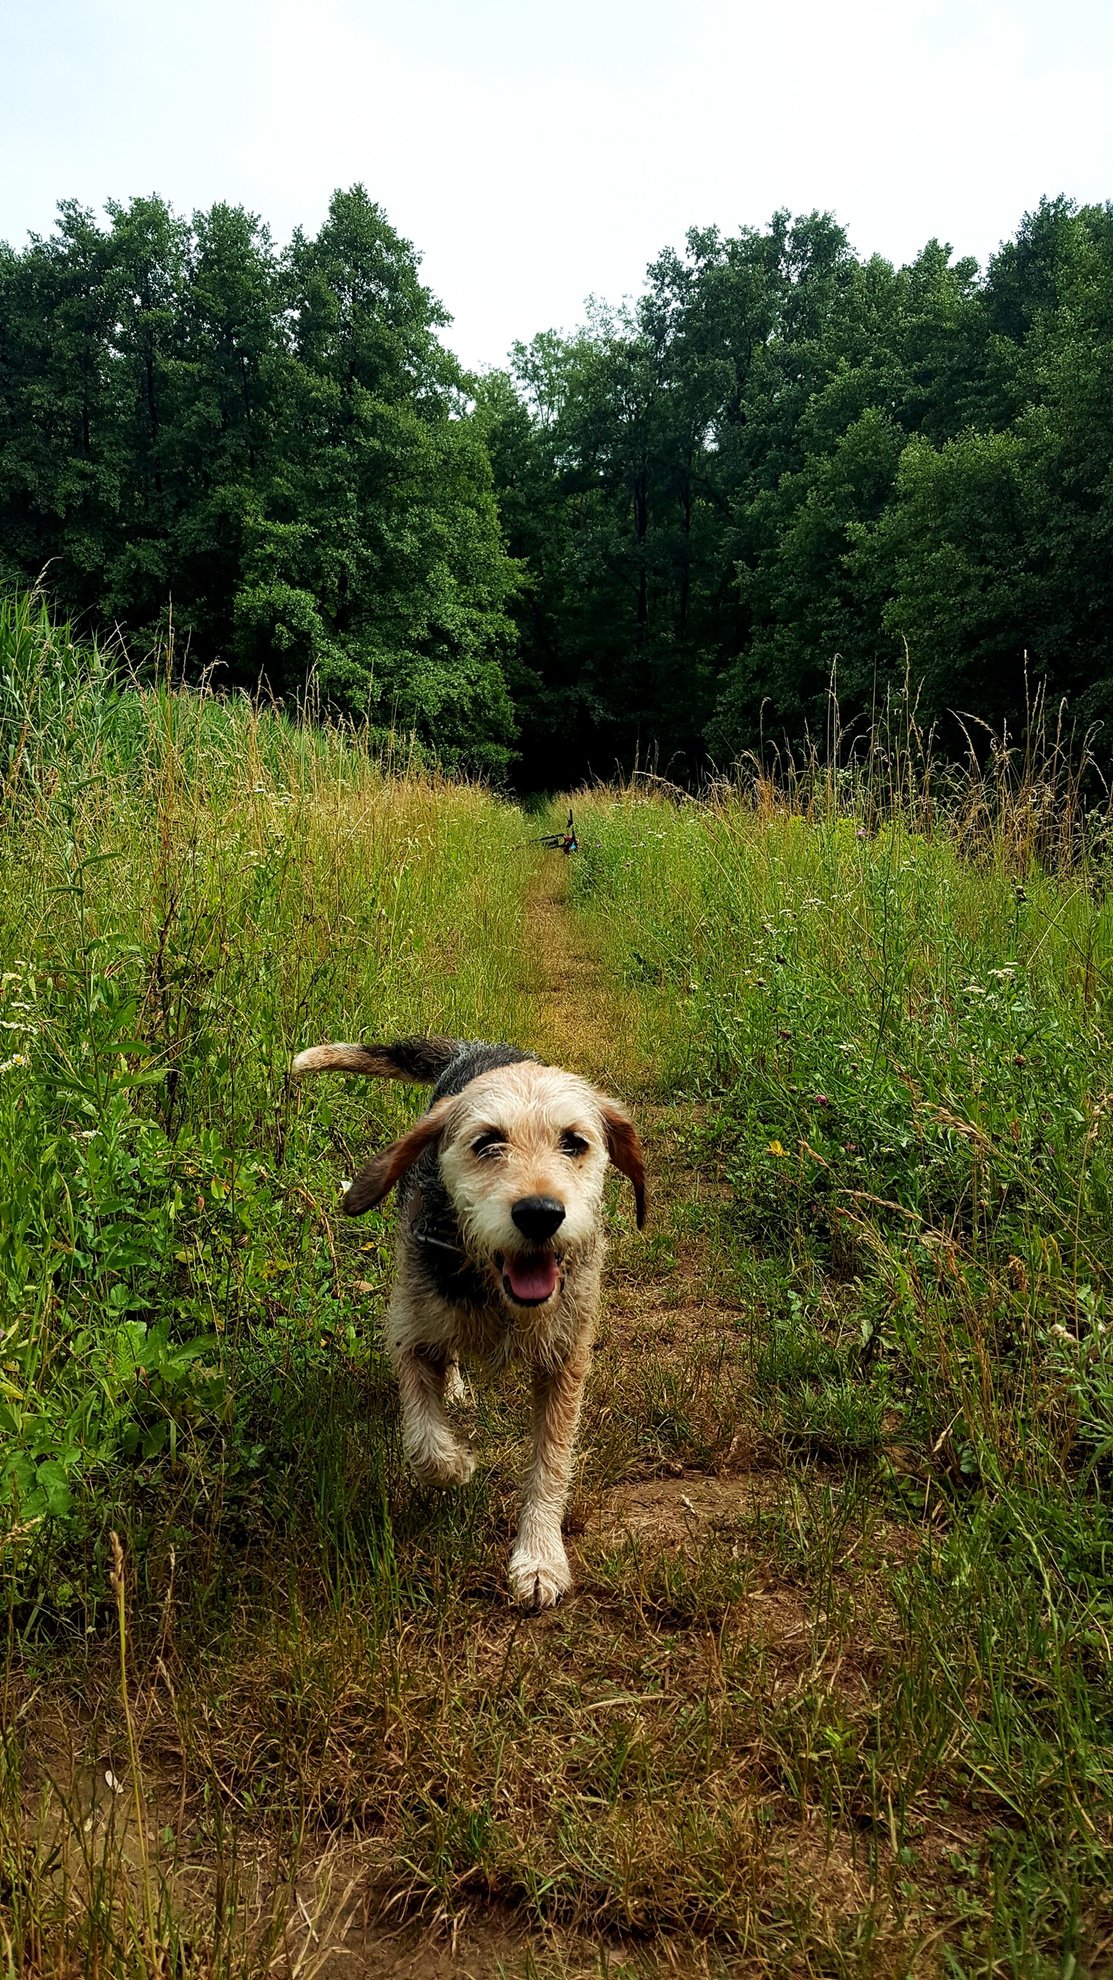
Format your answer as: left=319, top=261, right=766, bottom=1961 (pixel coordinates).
left=291, top=1036, right=461, bottom=1084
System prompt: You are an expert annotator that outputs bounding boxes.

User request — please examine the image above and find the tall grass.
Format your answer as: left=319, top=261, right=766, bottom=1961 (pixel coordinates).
left=568, top=758, right=1113, bottom=1968
left=6, top=598, right=1113, bottom=1974
left=0, top=597, right=526, bottom=1578
left=571, top=759, right=1113, bottom=1482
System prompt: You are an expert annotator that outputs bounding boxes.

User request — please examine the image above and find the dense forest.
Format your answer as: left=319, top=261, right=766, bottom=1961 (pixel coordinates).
left=2, top=186, right=1111, bottom=784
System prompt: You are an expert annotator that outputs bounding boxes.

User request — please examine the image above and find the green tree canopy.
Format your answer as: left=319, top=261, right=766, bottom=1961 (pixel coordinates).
left=0, top=187, right=518, bottom=775
left=4, top=189, right=1113, bottom=784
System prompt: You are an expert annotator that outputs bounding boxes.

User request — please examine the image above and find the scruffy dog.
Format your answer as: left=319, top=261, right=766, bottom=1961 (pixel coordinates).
left=292, top=1038, right=645, bottom=1607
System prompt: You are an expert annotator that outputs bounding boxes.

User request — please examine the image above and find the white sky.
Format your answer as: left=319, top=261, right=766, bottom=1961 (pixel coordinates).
left=3, top=0, right=1112, bottom=373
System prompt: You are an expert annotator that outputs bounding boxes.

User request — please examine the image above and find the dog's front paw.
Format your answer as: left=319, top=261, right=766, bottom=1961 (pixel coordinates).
left=508, top=1536, right=572, bottom=1610
left=409, top=1443, right=476, bottom=1488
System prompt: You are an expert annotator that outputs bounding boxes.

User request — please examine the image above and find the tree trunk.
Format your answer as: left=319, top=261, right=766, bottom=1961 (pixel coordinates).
left=634, top=462, right=648, bottom=645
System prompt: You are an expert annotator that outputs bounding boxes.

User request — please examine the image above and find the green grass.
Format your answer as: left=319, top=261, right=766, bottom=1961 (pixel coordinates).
left=3, top=598, right=1113, bottom=1976
left=567, top=776, right=1113, bottom=1972
left=0, top=597, right=527, bottom=1589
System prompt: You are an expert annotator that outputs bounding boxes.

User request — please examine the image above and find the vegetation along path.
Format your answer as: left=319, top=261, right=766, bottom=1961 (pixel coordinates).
left=491, top=833, right=950, bottom=1974
left=4, top=659, right=1111, bottom=1977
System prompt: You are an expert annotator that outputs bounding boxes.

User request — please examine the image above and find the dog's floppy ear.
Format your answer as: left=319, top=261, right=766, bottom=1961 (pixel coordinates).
left=599, top=1100, right=646, bottom=1229
left=342, top=1097, right=455, bottom=1216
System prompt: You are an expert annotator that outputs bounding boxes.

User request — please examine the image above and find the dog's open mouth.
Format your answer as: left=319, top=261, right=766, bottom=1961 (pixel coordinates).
left=495, top=1250, right=561, bottom=1306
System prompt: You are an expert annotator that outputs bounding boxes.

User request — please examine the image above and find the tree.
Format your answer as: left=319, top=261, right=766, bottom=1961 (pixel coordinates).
left=234, top=187, right=519, bottom=769
left=168, top=203, right=285, bottom=662
left=0, top=187, right=519, bottom=775
left=0, top=203, right=120, bottom=612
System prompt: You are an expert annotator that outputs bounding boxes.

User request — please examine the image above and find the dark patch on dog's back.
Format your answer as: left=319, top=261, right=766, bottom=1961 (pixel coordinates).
left=367, top=1036, right=463, bottom=1083
left=364, top=1036, right=538, bottom=1095
left=430, top=1040, right=538, bottom=1105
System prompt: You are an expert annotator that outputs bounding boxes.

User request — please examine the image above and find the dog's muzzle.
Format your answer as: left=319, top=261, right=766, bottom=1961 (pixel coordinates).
left=499, top=1199, right=566, bottom=1306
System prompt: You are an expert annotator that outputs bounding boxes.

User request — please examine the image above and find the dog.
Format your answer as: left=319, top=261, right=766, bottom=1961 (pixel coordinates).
left=292, top=1037, right=645, bottom=1607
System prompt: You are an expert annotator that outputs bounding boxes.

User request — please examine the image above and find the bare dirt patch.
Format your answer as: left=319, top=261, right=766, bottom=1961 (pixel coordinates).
left=595, top=1471, right=785, bottom=1545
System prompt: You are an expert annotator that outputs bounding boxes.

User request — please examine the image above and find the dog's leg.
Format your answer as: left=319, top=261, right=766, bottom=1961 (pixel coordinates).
left=509, top=1342, right=589, bottom=1609
left=393, top=1344, right=476, bottom=1487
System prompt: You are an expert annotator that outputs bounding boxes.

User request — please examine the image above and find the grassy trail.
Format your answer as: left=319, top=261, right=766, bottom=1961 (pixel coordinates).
left=519, top=851, right=624, bottom=1082
left=521, top=841, right=745, bottom=1501
left=520, top=844, right=746, bottom=1515
left=506, top=844, right=920, bottom=1972
left=5, top=659, right=1110, bottom=1980
left=520, top=838, right=675, bottom=1101
left=540, top=789, right=1113, bottom=1979
left=505, top=805, right=1113, bottom=1978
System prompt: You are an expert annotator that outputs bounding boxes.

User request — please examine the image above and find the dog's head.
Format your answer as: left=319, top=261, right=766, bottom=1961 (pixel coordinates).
left=343, top=1061, right=645, bottom=1310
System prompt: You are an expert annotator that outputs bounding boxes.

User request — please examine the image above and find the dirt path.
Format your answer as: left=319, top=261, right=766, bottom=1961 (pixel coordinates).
left=517, top=849, right=767, bottom=1545
left=289, top=855, right=776, bottom=1976
left=517, top=850, right=631, bottom=1083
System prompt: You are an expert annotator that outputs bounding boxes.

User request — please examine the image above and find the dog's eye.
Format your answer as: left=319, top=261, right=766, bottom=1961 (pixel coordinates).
left=561, top=1130, right=590, bottom=1158
left=471, top=1129, right=506, bottom=1158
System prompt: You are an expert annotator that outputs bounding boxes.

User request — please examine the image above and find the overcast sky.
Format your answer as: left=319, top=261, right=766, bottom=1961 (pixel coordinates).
left=4, top=0, right=1112, bottom=372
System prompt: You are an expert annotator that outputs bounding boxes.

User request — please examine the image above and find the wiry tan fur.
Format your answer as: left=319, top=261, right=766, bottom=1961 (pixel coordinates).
left=294, top=1048, right=645, bottom=1608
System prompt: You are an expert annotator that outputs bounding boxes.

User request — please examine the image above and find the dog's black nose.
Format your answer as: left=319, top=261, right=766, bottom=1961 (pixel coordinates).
left=511, top=1195, right=566, bottom=1242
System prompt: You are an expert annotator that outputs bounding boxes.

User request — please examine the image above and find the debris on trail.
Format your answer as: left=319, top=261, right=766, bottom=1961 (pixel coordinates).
left=527, top=807, right=578, bottom=855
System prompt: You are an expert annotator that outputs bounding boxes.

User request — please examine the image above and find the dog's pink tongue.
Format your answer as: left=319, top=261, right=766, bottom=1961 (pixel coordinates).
left=505, top=1254, right=559, bottom=1303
